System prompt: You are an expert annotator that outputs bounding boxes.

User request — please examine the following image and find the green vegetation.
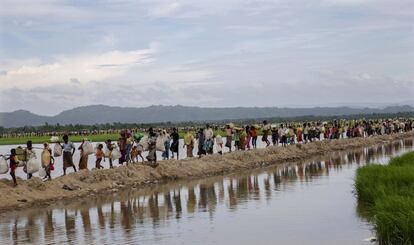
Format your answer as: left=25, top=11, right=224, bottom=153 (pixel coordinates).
left=0, top=130, right=236, bottom=145
left=1, top=111, right=412, bottom=145
left=1, top=112, right=413, bottom=135
left=355, top=152, right=414, bottom=244
left=0, top=134, right=120, bottom=146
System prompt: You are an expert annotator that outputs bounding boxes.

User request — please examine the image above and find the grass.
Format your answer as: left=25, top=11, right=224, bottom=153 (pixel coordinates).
left=0, top=134, right=120, bottom=146
left=355, top=151, right=414, bottom=244
left=0, top=129, right=244, bottom=146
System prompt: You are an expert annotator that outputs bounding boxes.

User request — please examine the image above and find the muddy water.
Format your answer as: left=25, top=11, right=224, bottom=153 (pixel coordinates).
left=0, top=139, right=413, bottom=245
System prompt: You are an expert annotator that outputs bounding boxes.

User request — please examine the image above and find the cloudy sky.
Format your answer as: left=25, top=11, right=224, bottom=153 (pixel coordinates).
left=0, top=0, right=413, bottom=115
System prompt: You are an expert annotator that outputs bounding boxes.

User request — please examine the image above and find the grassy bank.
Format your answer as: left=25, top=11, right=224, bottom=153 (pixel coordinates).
left=355, top=152, right=414, bottom=244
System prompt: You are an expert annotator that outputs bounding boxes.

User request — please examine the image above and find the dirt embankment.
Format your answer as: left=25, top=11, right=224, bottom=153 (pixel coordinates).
left=1, top=132, right=413, bottom=213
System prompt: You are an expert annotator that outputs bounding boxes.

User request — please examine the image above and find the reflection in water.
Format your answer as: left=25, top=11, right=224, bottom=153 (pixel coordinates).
left=81, top=208, right=92, bottom=236
left=97, top=205, right=105, bottom=229
left=148, top=193, right=159, bottom=225
left=110, top=202, right=116, bottom=229
left=120, top=201, right=132, bottom=231
left=187, top=188, right=196, bottom=214
left=65, top=210, right=75, bottom=243
left=173, top=190, right=182, bottom=219
left=44, top=210, right=55, bottom=243
left=1, top=138, right=413, bottom=244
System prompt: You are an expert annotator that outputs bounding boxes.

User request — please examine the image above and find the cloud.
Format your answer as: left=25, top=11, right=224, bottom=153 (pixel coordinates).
left=322, top=0, right=376, bottom=5
left=0, top=48, right=155, bottom=90
left=223, top=25, right=278, bottom=36
left=1, top=69, right=412, bottom=115
left=147, top=1, right=182, bottom=18
left=0, top=0, right=91, bottom=19
left=321, top=0, right=414, bottom=16
left=0, top=0, right=413, bottom=115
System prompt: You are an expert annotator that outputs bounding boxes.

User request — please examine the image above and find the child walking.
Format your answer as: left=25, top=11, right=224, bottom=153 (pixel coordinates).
left=95, top=144, right=105, bottom=169
left=131, top=144, right=145, bottom=163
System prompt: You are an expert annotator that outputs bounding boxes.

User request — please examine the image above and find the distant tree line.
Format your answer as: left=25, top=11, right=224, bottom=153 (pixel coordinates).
left=0, top=111, right=413, bottom=135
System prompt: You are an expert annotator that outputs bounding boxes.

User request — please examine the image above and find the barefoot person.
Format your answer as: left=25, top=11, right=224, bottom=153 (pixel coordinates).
left=62, top=135, right=77, bottom=175
left=239, top=127, right=246, bottom=150
left=105, top=139, right=114, bottom=168
left=162, top=130, right=171, bottom=160
left=78, top=139, right=88, bottom=170
left=8, top=149, right=19, bottom=186
left=95, top=144, right=105, bottom=169
left=146, top=128, right=158, bottom=167
left=245, top=125, right=251, bottom=150
left=125, top=132, right=134, bottom=164
left=170, top=128, right=180, bottom=160
left=196, top=128, right=206, bottom=157
left=24, top=140, right=36, bottom=179
left=204, top=124, right=214, bottom=154
left=262, top=120, right=271, bottom=147
left=271, top=125, right=279, bottom=146
left=183, top=129, right=195, bottom=158
left=250, top=125, right=258, bottom=149
left=234, top=128, right=240, bottom=151
left=215, top=134, right=224, bottom=154
left=279, top=124, right=287, bottom=147
left=41, top=143, right=54, bottom=181
left=131, top=145, right=145, bottom=163
left=118, top=131, right=127, bottom=165
left=225, top=124, right=233, bottom=152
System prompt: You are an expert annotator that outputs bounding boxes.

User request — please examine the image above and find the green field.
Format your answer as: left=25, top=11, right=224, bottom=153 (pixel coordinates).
left=0, top=134, right=121, bottom=146
left=355, top=151, right=414, bottom=244
left=0, top=129, right=243, bottom=146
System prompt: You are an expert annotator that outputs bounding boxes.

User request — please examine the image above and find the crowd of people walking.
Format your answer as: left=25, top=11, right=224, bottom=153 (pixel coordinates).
left=0, top=118, right=413, bottom=186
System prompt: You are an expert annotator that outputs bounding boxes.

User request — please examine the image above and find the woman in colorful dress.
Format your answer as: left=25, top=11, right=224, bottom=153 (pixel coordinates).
left=296, top=124, right=303, bottom=143
left=184, top=129, right=195, bottom=158
left=245, top=125, right=251, bottom=150
left=78, top=139, right=88, bottom=170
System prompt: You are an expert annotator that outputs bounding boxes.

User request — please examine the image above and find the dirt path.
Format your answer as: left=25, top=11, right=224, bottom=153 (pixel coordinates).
left=1, top=132, right=413, bottom=213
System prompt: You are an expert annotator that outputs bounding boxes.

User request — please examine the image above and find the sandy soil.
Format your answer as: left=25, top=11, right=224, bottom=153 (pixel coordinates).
left=1, top=131, right=413, bottom=213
